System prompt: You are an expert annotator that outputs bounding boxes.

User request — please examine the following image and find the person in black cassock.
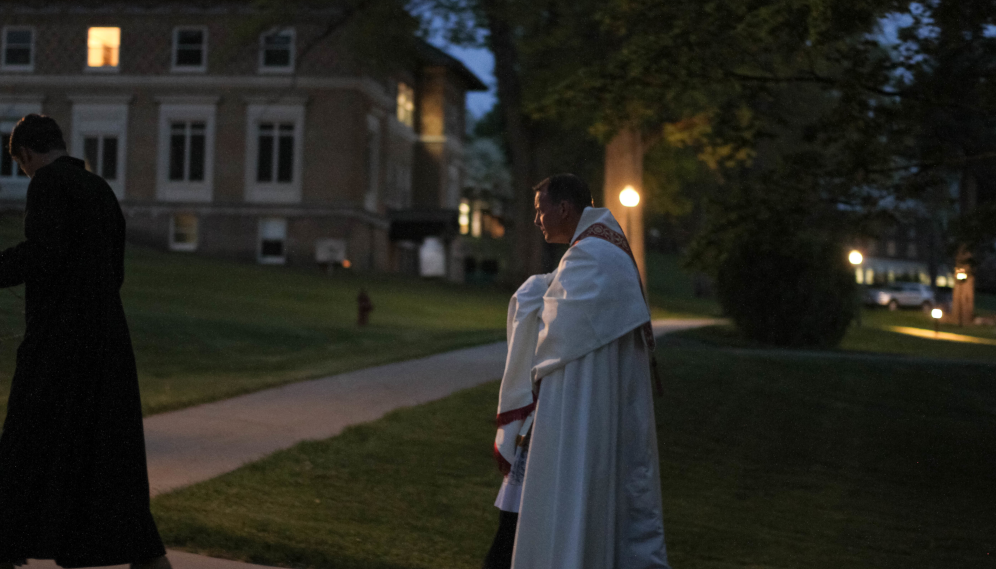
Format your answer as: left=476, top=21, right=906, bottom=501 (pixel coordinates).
left=0, top=115, right=170, bottom=569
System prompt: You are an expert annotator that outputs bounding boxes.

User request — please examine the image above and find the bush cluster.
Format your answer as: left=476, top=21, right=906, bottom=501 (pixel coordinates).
left=716, top=235, right=857, bottom=348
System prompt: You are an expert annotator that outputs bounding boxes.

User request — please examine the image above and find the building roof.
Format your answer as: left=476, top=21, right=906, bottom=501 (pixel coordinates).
left=414, top=39, right=488, bottom=92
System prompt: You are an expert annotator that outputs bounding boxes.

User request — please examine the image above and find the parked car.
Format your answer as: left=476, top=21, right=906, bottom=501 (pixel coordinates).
left=865, top=282, right=936, bottom=310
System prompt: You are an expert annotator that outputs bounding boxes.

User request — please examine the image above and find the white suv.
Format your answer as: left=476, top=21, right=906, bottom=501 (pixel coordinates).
left=866, top=282, right=935, bottom=311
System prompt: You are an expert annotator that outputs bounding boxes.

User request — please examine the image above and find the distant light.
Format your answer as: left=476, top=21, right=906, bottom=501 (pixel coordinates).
left=849, top=250, right=863, bottom=265
left=931, top=308, right=943, bottom=319
left=342, top=259, right=352, bottom=269
left=956, top=270, right=968, bottom=281
left=619, top=185, right=640, bottom=208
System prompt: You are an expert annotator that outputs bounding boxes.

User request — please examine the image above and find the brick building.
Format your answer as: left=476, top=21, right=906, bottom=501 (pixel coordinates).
left=0, top=1, right=485, bottom=277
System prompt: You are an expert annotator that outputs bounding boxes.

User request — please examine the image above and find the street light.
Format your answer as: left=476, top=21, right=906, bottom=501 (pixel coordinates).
left=619, top=185, right=640, bottom=242
left=849, top=249, right=864, bottom=326
left=619, top=185, right=640, bottom=207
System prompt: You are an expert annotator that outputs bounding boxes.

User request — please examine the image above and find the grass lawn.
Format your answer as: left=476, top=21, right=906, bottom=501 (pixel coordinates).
left=151, top=344, right=996, bottom=568
left=646, top=251, right=721, bottom=318
left=0, top=214, right=509, bottom=419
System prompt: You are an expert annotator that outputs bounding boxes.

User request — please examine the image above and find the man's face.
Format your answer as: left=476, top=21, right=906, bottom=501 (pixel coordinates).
left=12, top=148, right=37, bottom=179
left=534, top=187, right=573, bottom=244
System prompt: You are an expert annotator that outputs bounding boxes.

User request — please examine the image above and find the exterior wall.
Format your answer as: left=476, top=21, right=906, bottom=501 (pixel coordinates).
left=0, top=4, right=474, bottom=274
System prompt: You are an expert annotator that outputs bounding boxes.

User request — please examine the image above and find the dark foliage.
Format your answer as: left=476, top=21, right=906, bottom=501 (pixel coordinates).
left=716, top=233, right=857, bottom=348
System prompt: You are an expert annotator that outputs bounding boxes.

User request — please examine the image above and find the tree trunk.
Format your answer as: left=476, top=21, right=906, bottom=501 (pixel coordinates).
left=952, top=244, right=974, bottom=326
left=604, top=128, right=647, bottom=288
left=484, top=1, right=544, bottom=286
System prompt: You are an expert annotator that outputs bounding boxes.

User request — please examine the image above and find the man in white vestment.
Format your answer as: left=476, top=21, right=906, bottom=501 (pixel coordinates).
left=483, top=174, right=670, bottom=569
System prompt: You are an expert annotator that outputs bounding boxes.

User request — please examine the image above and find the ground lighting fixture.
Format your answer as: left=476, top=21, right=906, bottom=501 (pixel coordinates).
left=932, top=308, right=942, bottom=335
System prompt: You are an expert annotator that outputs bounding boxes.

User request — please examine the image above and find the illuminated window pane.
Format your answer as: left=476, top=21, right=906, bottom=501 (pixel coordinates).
left=396, top=83, right=414, bottom=127
left=458, top=200, right=470, bottom=235
left=87, top=27, right=120, bottom=68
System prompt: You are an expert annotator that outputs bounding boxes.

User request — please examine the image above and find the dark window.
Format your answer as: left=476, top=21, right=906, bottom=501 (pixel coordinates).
left=277, top=124, right=294, bottom=182
left=256, top=122, right=293, bottom=183
left=261, top=31, right=292, bottom=68
left=256, top=123, right=274, bottom=182
left=189, top=122, right=205, bottom=181
left=3, top=29, right=32, bottom=67
left=260, top=239, right=283, bottom=257
left=1, top=132, right=26, bottom=178
left=169, top=121, right=207, bottom=182
left=169, top=122, right=186, bottom=180
left=174, top=28, right=204, bottom=67
left=83, top=135, right=118, bottom=180
left=102, top=137, right=118, bottom=180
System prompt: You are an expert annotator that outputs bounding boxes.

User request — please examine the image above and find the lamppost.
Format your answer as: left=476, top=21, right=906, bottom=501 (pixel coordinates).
left=932, top=307, right=943, bottom=336
left=849, top=249, right=863, bottom=327
left=619, top=185, right=640, bottom=240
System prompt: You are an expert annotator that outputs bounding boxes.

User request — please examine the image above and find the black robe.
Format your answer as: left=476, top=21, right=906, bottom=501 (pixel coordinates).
left=0, top=156, right=165, bottom=567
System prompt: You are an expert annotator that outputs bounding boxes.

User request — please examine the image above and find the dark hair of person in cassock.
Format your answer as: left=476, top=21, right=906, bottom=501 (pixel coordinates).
left=533, top=173, right=593, bottom=214
left=0, top=114, right=166, bottom=567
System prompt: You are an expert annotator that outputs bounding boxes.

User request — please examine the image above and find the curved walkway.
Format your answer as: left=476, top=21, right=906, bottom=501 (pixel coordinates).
left=25, top=318, right=719, bottom=569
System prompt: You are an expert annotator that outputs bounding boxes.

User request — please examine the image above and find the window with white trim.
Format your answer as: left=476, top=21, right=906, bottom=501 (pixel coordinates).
left=0, top=99, right=42, bottom=199
left=0, top=130, right=27, bottom=179
left=83, top=135, right=119, bottom=180
left=87, top=27, right=120, bottom=70
left=256, top=122, right=295, bottom=183
left=71, top=100, right=129, bottom=198
left=2, top=27, right=34, bottom=71
left=258, top=29, right=294, bottom=73
left=169, top=213, right=198, bottom=251
left=258, top=217, right=287, bottom=264
left=172, top=27, right=207, bottom=72
left=156, top=101, right=216, bottom=202
left=243, top=102, right=304, bottom=203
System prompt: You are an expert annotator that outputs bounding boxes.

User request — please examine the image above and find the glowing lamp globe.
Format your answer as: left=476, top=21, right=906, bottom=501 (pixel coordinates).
left=619, top=186, right=640, bottom=208
left=931, top=308, right=942, bottom=320
left=848, top=250, right=863, bottom=265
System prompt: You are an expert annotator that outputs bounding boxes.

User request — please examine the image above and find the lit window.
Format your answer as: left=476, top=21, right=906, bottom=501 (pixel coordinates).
left=855, top=268, right=864, bottom=284
left=259, top=29, right=294, bottom=72
left=258, top=217, right=287, bottom=264
left=170, top=213, right=198, bottom=251
left=87, top=27, right=120, bottom=68
left=459, top=200, right=470, bottom=235
left=937, top=275, right=948, bottom=287
left=0, top=131, right=27, bottom=179
left=397, top=83, right=414, bottom=127
left=2, top=27, right=34, bottom=71
left=256, top=122, right=295, bottom=183
left=83, top=135, right=119, bottom=180
left=471, top=203, right=482, bottom=238
left=173, top=27, right=206, bottom=71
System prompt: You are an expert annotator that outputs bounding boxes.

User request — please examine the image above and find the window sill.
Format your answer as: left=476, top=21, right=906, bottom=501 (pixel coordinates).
left=170, top=66, right=207, bottom=74
left=257, top=66, right=295, bottom=75
left=169, top=243, right=198, bottom=252
left=0, top=66, right=34, bottom=73
left=84, top=66, right=121, bottom=73
left=258, top=256, right=286, bottom=265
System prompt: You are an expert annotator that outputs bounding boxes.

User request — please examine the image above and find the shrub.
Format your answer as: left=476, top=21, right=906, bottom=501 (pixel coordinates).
left=716, top=235, right=857, bottom=348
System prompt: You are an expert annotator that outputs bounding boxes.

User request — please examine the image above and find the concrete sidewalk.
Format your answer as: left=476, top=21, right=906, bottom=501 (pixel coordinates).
left=25, top=318, right=718, bottom=569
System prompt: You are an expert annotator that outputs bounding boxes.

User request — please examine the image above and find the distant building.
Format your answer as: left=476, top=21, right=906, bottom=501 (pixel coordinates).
left=850, top=218, right=954, bottom=288
left=0, top=1, right=486, bottom=280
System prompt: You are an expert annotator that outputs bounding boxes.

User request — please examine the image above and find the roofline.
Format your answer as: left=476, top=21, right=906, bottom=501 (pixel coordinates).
left=414, top=39, right=488, bottom=92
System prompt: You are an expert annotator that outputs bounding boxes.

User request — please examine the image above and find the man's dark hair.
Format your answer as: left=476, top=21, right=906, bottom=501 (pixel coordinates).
left=534, top=173, right=593, bottom=214
left=8, top=114, right=67, bottom=156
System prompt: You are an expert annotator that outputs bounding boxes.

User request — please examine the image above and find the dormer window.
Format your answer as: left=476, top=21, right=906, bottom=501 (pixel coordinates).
left=396, top=83, right=414, bottom=128
left=259, top=29, right=294, bottom=73
left=173, top=27, right=207, bottom=72
left=87, top=27, right=120, bottom=70
left=2, top=27, right=34, bottom=71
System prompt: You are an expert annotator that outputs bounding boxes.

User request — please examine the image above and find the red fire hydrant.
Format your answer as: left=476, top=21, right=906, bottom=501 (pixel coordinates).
left=357, top=289, right=374, bottom=327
